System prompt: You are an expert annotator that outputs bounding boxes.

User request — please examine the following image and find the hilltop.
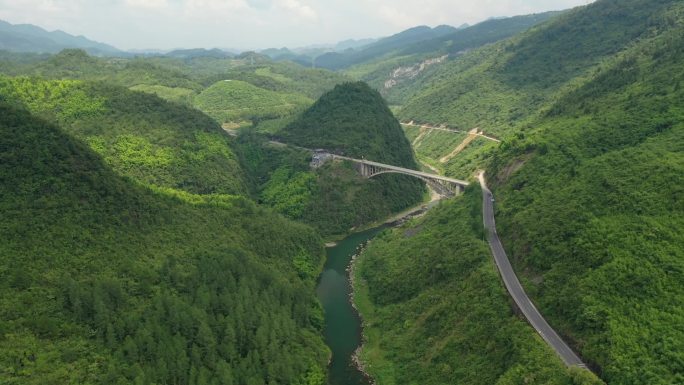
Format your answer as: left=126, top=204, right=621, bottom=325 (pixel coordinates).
left=280, top=82, right=417, bottom=168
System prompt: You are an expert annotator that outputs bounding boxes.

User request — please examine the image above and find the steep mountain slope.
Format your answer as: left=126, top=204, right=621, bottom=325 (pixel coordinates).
left=0, top=102, right=328, bottom=385
left=398, top=13, right=560, bottom=57
left=315, top=25, right=457, bottom=71
left=0, top=19, right=120, bottom=55
left=0, top=76, right=247, bottom=195
left=280, top=82, right=418, bottom=168
left=348, top=12, right=560, bottom=106
left=355, top=188, right=603, bottom=385
left=487, top=5, right=684, bottom=382
left=352, top=1, right=684, bottom=384
left=398, top=0, right=677, bottom=137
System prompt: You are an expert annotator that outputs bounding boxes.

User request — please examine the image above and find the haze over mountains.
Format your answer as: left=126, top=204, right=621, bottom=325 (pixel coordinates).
left=0, top=20, right=121, bottom=56
left=0, top=15, right=532, bottom=63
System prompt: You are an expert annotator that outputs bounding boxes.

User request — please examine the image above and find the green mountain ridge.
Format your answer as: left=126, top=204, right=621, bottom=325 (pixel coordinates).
left=354, top=0, right=684, bottom=384
left=0, top=102, right=328, bottom=384
left=338, top=11, right=560, bottom=112
left=279, top=82, right=418, bottom=167
left=315, top=25, right=458, bottom=71
left=0, top=76, right=247, bottom=196
left=397, top=0, right=676, bottom=137
left=488, top=3, right=684, bottom=381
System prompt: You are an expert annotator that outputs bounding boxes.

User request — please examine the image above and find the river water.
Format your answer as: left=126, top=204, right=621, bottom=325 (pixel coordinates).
left=316, top=226, right=386, bottom=385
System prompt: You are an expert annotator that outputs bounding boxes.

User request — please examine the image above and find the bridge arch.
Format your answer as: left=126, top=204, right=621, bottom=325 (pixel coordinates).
left=367, top=170, right=463, bottom=197
left=368, top=170, right=431, bottom=183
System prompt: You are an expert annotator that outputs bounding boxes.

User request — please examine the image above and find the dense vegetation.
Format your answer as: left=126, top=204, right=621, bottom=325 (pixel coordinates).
left=398, top=0, right=678, bottom=137
left=22, top=49, right=203, bottom=90
left=487, top=3, right=684, bottom=382
left=0, top=49, right=350, bottom=129
left=0, top=76, right=247, bottom=195
left=350, top=2, right=684, bottom=384
left=193, top=80, right=312, bottom=126
left=280, top=82, right=417, bottom=168
left=0, top=102, right=328, bottom=384
left=3, top=1, right=683, bottom=383
left=355, top=188, right=603, bottom=385
left=234, top=132, right=425, bottom=238
left=315, top=25, right=457, bottom=71
left=240, top=81, right=425, bottom=237
left=347, top=12, right=559, bottom=106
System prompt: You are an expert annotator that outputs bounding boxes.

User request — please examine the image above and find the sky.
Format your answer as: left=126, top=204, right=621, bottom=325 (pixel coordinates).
left=0, top=0, right=594, bottom=51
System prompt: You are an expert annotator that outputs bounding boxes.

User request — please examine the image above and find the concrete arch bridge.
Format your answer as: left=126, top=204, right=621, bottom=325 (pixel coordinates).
left=330, top=155, right=469, bottom=197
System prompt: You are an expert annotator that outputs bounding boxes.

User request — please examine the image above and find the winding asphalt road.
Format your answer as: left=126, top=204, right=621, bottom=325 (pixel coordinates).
left=479, top=173, right=587, bottom=368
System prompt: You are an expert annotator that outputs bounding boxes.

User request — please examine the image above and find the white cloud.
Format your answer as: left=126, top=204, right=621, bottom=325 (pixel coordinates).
left=0, top=0, right=84, bottom=30
left=274, top=0, right=317, bottom=21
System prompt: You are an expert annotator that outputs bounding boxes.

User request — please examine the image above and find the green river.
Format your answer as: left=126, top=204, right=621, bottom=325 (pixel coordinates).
left=316, top=226, right=386, bottom=385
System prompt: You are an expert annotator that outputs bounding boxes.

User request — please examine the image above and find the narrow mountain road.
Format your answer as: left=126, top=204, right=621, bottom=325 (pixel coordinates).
left=401, top=122, right=501, bottom=142
left=478, top=172, right=587, bottom=368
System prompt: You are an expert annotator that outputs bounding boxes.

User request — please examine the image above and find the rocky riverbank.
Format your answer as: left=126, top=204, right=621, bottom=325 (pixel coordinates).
left=347, top=239, right=377, bottom=385
left=346, top=194, right=441, bottom=385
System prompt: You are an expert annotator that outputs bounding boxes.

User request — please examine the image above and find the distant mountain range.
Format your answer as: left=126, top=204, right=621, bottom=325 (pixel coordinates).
left=163, top=48, right=234, bottom=59
left=0, top=19, right=121, bottom=55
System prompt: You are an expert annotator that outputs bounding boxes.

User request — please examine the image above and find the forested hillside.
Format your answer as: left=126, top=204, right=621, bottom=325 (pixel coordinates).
left=0, top=49, right=350, bottom=132
left=398, top=0, right=678, bottom=136
left=347, top=12, right=559, bottom=106
left=0, top=102, right=328, bottom=385
left=315, top=25, right=457, bottom=71
left=23, top=49, right=202, bottom=90
left=280, top=82, right=417, bottom=168
left=194, top=80, right=312, bottom=127
left=0, top=76, right=247, bottom=195
left=353, top=1, right=684, bottom=384
left=355, top=188, right=603, bottom=385
left=487, top=3, right=684, bottom=382
left=2, top=0, right=683, bottom=384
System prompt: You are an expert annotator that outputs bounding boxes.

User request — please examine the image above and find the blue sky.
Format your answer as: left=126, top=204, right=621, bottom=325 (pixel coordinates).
left=0, top=0, right=594, bottom=50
